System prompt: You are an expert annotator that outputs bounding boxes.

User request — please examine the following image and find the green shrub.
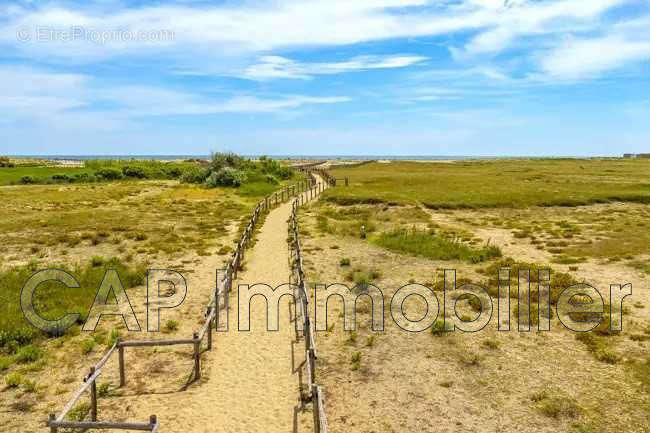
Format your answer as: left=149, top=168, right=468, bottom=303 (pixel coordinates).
left=97, top=382, right=112, bottom=398
left=431, top=320, right=447, bottom=336
left=20, top=176, right=35, bottom=184
left=532, top=390, right=581, bottom=419
left=122, top=166, right=147, bottom=179
left=81, top=339, right=95, bottom=354
left=351, top=352, right=362, bottom=370
left=5, top=372, right=23, bottom=388
left=67, top=402, right=90, bottom=421
left=15, top=345, right=42, bottom=363
left=163, top=320, right=179, bottom=333
left=180, top=166, right=209, bottom=184
left=51, top=174, right=71, bottom=182
left=94, top=168, right=123, bottom=180
left=22, top=379, right=37, bottom=393
left=340, top=258, right=351, bottom=267
left=108, top=329, right=121, bottom=347
left=205, top=167, right=247, bottom=188
left=209, top=152, right=245, bottom=172
left=0, top=356, right=13, bottom=371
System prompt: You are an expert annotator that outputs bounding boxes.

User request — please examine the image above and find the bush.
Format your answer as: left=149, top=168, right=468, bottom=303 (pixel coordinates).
left=22, top=379, right=37, bottom=393
left=340, top=258, right=351, bottom=267
left=51, top=174, right=71, bottom=182
left=73, top=173, right=97, bottom=183
left=5, top=372, right=23, bottom=388
left=20, top=176, right=35, bottom=184
left=209, top=152, right=245, bottom=172
left=164, top=166, right=183, bottom=178
left=205, top=167, right=247, bottom=188
left=163, top=320, right=179, bottom=333
left=122, top=166, right=147, bottom=179
left=431, top=320, right=448, bottom=336
left=180, top=166, right=209, bottom=184
left=0, top=156, right=13, bottom=167
left=15, top=345, right=42, bottom=363
left=351, top=352, right=362, bottom=370
left=81, top=338, right=95, bottom=354
left=265, top=175, right=279, bottom=185
left=94, top=168, right=123, bottom=180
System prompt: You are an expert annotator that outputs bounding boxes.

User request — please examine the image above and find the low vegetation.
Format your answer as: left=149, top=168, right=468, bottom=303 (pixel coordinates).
left=0, top=155, right=296, bottom=191
left=0, top=257, right=145, bottom=350
left=373, top=228, right=501, bottom=263
left=326, top=159, right=650, bottom=208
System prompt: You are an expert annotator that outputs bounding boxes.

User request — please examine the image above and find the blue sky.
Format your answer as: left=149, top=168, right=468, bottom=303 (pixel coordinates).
left=1, top=0, right=649, bottom=156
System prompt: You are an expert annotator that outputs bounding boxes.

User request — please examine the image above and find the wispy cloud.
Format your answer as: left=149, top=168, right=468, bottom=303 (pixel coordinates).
left=0, top=65, right=350, bottom=126
left=239, top=55, right=428, bottom=80
left=536, top=17, right=650, bottom=80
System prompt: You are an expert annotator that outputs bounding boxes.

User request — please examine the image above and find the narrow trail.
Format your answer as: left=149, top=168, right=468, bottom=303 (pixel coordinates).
left=123, top=179, right=324, bottom=432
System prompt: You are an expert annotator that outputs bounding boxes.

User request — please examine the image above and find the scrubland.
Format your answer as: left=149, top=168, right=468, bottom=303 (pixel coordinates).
left=0, top=156, right=297, bottom=432
left=298, top=159, right=650, bottom=433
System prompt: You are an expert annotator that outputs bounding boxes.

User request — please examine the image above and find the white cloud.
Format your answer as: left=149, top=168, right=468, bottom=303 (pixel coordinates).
left=461, top=0, right=629, bottom=56
left=240, top=55, right=428, bottom=80
left=539, top=36, right=650, bottom=80
left=1, top=0, right=632, bottom=61
left=0, top=65, right=350, bottom=128
left=537, top=16, right=650, bottom=80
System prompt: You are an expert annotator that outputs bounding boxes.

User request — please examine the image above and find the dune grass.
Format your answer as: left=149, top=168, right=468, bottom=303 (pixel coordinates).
left=0, top=258, right=146, bottom=350
left=326, top=159, right=650, bottom=208
left=373, top=228, right=502, bottom=263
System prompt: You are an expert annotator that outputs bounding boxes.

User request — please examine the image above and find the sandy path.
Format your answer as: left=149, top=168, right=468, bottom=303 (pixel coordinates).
left=118, top=180, right=326, bottom=433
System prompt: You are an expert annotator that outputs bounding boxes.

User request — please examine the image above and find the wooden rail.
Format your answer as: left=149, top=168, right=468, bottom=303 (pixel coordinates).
left=47, top=174, right=318, bottom=432
left=289, top=170, right=338, bottom=433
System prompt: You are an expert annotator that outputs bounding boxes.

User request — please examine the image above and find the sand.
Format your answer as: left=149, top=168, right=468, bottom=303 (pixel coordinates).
left=100, top=178, right=327, bottom=432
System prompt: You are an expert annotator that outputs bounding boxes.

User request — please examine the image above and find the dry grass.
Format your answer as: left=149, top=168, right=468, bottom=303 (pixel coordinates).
left=299, top=194, right=650, bottom=433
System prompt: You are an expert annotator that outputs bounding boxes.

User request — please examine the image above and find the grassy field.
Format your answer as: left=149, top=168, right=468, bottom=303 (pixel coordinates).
left=0, top=166, right=94, bottom=185
left=298, top=158, right=650, bottom=433
left=326, top=159, right=650, bottom=208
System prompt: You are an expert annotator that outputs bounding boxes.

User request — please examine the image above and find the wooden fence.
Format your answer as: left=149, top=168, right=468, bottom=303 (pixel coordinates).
left=47, top=175, right=322, bottom=432
left=289, top=172, right=331, bottom=433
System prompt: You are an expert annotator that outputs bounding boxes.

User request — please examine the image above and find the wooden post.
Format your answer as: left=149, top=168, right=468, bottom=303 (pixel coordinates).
left=308, top=348, right=316, bottom=386
left=193, top=332, right=201, bottom=381
left=207, top=309, right=213, bottom=351
left=89, top=367, right=97, bottom=421
left=345, top=177, right=349, bottom=187
left=312, top=385, right=321, bottom=433
left=118, top=341, right=125, bottom=387
left=225, top=276, right=231, bottom=311
left=49, top=413, right=57, bottom=433
left=150, top=415, right=157, bottom=430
